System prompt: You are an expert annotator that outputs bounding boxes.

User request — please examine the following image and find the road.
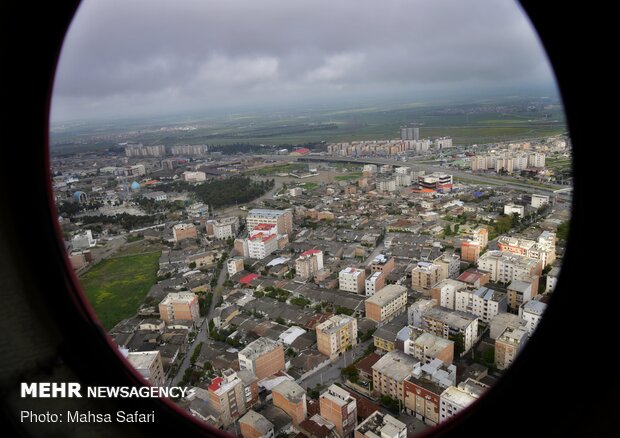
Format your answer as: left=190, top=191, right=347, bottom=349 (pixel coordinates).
left=169, top=255, right=230, bottom=386
left=299, top=339, right=372, bottom=390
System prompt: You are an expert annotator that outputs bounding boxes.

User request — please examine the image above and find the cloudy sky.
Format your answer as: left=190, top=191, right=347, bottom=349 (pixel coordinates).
left=51, top=0, right=557, bottom=123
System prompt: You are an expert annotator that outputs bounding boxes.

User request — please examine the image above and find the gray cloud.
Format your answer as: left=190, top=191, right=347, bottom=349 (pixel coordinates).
left=51, top=0, right=556, bottom=122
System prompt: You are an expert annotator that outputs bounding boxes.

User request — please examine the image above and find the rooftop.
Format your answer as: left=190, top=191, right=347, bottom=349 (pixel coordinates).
left=239, top=410, right=274, bottom=434
left=356, top=411, right=406, bottom=438
left=372, top=350, right=419, bottom=381
left=366, top=284, right=408, bottom=307
left=272, top=380, right=306, bottom=403
left=239, top=337, right=280, bottom=361
left=423, top=307, right=478, bottom=330
left=320, top=384, right=355, bottom=407
left=316, top=315, right=355, bottom=335
left=340, top=267, right=364, bottom=277
left=522, top=300, right=547, bottom=315
left=249, top=209, right=290, bottom=218
left=159, top=291, right=198, bottom=306
left=126, top=351, right=159, bottom=370
left=440, top=385, right=477, bottom=408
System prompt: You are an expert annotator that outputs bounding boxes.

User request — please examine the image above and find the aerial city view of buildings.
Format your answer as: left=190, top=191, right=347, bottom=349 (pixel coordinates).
left=51, top=123, right=571, bottom=437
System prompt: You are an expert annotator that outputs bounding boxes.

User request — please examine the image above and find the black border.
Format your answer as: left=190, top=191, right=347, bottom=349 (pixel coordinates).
left=0, top=1, right=608, bottom=437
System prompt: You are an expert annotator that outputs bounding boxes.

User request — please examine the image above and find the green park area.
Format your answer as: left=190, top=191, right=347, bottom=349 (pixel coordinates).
left=79, top=251, right=160, bottom=330
left=335, top=171, right=363, bottom=181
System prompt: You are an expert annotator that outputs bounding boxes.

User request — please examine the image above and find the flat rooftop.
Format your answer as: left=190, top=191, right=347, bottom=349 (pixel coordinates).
left=372, top=350, right=419, bottom=381
left=423, top=307, right=477, bottom=329
left=239, top=337, right=279, bottom=361
left=272, top=380, right=306, bottom=403
left=366, top=284, right=407, bottom=307
left=126, top=351, right=159, bottom=369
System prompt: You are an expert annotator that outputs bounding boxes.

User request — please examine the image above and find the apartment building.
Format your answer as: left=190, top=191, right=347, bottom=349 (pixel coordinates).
left=206, top=216, right=240, bottom=240
left=433, top=253, right=460, bottom=280
left=339, top=267, right=366, bottom=294
left=454, top=286, right=507, bottom=323
left=320, top=384, right=357, bottom=438
left=238, top=338, right=285, bottom=379
left=125, top=351, right=165, bottom=388
left=422, top=307, right=479, bottom=354
left=272, top=380, right=307, bottom=425
left=365, top=285, right=408, bottom=323
left=497, top=234, right=556, bottom=267
left=372, top=350, right=420, bottom=400
left=495, top=326, right=528, bottom=370
left=207, top=369, right=247, bottom=427
left=158, top=292, right=200, bottom=323
left=369, top=254, right=395, bottom=277
left=411, top=262, right=442, bottom=293
left=246, top=209, right=293, bottom=235
left=239, top=410, right=275, bottom=438
left=295, top=249, right=324, bottom=280
left=403, top=328, right=454, bottom=366
left=227, top=256, right=245, bottom=276
left=354, top=412, right=406, bottom=438
left=477, top=250, right=541, bottom=292
left=460, top=240, right=481, bottom=263
left=439, top=379, right=489, bottom=423
left=173, top=223, right=197, bottom=242
left=364, top=271, right=385, bottom=297
left=519, top=300, right=547, bottom=335
left=316, top=315, right=358, bottom=361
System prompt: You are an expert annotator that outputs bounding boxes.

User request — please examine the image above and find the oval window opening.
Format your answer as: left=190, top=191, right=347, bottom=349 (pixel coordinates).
left=49, top=0, right=571, bottom=436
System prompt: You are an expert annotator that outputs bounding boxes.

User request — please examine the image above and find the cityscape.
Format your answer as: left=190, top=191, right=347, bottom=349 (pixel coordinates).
left=47, top=0, right=571, bottom=435
left=51, top=118, right=571, bottom=437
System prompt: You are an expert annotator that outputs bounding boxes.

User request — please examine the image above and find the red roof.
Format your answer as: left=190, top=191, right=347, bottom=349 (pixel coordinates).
left=208, top=377, right=223, bottom=392
left=292, top=147, right=311, bottom=155
left=301, top=249, right=321, bottom=257
left=254, top=223, right=276, bottom=231
left=239, top=273, right=260, bottom=285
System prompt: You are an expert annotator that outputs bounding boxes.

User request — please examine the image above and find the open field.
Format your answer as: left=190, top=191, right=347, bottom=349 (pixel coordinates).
left=51, top=97, right=567, bottom=154
left=79, top=251, right=160, bottom=329
left=335, top=171, right=363, bottom=181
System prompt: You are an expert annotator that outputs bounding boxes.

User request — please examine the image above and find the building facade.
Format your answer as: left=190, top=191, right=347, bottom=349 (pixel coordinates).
left=158, top=292, right=200, bottom=323
left=365, top=285, right=408, bottom=323
left=316, top=315, right=358, bottom=361
left=238, top=338, right=285, bottom=380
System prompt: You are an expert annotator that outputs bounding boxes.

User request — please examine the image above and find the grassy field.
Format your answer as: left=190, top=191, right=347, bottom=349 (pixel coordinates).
left=79, top=251, right=160, bottom=329
left=298, top=182, right=319, bottom=190
left=249, top=163, right=308, bottom=175
left=335, top=171, right=363, bottom=181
